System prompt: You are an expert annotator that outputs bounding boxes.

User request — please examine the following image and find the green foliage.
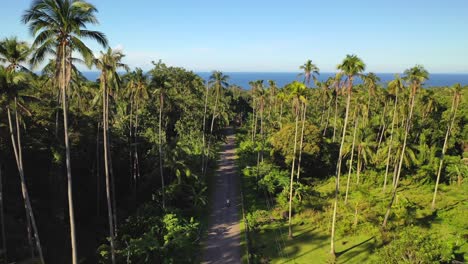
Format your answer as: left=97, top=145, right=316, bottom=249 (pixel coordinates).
left=373, top=226, right=455, bottom=264
left=270, top=121, right=321, bottom=164
left=98, top=202, right=199, bottom=264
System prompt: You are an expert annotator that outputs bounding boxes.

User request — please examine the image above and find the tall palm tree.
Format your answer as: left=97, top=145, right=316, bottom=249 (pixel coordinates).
left=23, top=1, right=108, bottom=262
left=383, top=65, right=428, bottom=227
left=204, top=71, right=229, bottom=175
left=0, top=38, right=44, bottom=263
left=94, top=48, right=128, bottom=264
left=431, top=83, right=461, bottom=209
left=149, top=61, right=172, bottom=207
left=126, top=68, right=148, bottom=200
left=286, top=81, right=307, bottom=238
left=299, top=59, right=320, bottom=87
left=362, top=72, right=380, bottom=116
left=208, top=71, right=229, bottom=133
left=267, top=80, right=278, bottom=117
left=330, top=54, right=365, bottom=257
left=383, top=75, right=404, bottom=191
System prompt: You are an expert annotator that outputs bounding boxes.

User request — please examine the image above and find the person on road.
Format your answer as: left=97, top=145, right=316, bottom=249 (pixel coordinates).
left=226, top=199, right=230, bottom=208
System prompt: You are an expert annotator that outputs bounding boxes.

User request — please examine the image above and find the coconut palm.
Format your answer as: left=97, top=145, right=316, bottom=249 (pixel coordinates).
left=94, top=48, right=128, bottom=264
left=383, top=65, right=429, bottom=227
left=299, top=59, right=320, bottom=87
left=23, top=1, right=108, bottom=262
left=362, top=72, right=380, bottom=116
left=0, top=39, right=44, bottom=263
left=432, top=83, right=461, bottom=209
left=125, top=68, right=148, bottom=198
left=383, top=75, right=404, bottom=191
left=286, top=81, right=307, bottom=238
left=330, top=54, right=365, bottom=257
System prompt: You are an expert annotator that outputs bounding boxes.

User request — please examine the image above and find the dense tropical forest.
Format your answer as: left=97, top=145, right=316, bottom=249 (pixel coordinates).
left=0, top=0, right=466, bottom=264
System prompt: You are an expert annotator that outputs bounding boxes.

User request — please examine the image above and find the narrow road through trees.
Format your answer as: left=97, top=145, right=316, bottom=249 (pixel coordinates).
left=202, top=131, right=241, bottom=264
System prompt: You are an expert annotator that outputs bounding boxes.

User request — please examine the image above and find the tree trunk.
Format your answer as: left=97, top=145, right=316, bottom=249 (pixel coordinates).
left=59, top=44, right=77, bottom=264
left=383, top=85, right=417, bottom=227
left=106, top=88, right=118, bottom=236
left=356, top=146, right=362, bottom=184
left=102, top=77, right=116, bottom=264
left=288, top=105, right=300, bottom=239
left=383, top=91, right=398, bottom=192
left=96, top=122, right=101, bottom=216
left=8, top=105, right=44, bottom=264
left=345, top=112, right=358, bottom=204
left=159, top=93, right=165, bottom=208
left=331, top=77, right=353, bottom=257
left=296, top=102, right=307, bottom=181
left=323, top=98, right=332, bottom=137
left=332, top=94, right=339, bottom=142
left=432, top=92, right=459, bottom=209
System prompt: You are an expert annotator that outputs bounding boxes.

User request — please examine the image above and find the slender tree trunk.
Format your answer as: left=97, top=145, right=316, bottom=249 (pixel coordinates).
left=383, top=92, right=398, bottom=192
left=8, top=105, right=44, bottom=264
left=331, top=77, right=353, bottom=257
left=133, top=101, right=140, bottom=204
left=129, top=93, right=134, bottom=199
left=102, top=78, right=116, bottom=264
left=288, top=105, right=300, bottom=239
left=296, top=103, right=307, bottom=181
left=377, top=103, right=387, bottom=150
left=383, top=86, right=417, bottom=227
left=432, top=93, right=459, bottom=209
left=106, top=88, right=118, bottom=236
left=159, top=93, right=165, bottom=208
left=356, top=146, right=362, bottom=184
left=323, top=98, right=332, bottom=136
left=345, top=112, right=358, bottom=204
left=96, top=122, right=101, bottom=216
left=332, top=95, right=339, bottom=142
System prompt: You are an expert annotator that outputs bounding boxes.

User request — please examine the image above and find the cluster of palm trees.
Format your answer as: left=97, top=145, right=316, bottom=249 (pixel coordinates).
left=1, top=0, right=230, bottom=262
left=244, top=55, right=463, bottom=260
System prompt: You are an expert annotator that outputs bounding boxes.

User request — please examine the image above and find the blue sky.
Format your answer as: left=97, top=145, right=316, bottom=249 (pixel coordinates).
left=1, top=0, right=468, bottom=73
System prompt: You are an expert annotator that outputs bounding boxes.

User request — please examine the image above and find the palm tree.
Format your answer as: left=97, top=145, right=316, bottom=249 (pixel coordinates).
left=299, top=59, right=320, bottom=87
left=0, top=38, right=44, bottom=263
left=362, top=72, right=380, bottom=116
left=383, top=65, right=428, bottom=227
left=286, top=81, right=307, bottom=238
left=23, top=1, right=108, bottom=262
left=330, top=54, right=365, bottom=257
left=267, top=80, right=278, bottom=117
left=331, top=73, right=343, bottom=142
left=383, top=75, right=404, bottom=191
left=204, top=71, right=229, bottom=175
left=149, top=61, right=173, bottom=207
left=125, top=68, right=148, bottom=200
left=208, top=71, right=229, bottom=133
left=344, top=106, right=358, bottom=204
left=277, top=90, right=286, bottom=128
left=94, top=48, right=128, bottom=264
left=431, top=83, right=461, bottom=209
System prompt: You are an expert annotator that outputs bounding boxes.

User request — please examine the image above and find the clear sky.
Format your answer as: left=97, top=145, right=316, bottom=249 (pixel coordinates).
left=1, top=0, right=468, bottom=73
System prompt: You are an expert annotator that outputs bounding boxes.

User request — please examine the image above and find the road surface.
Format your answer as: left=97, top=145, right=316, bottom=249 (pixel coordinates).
left=202, top=131, right=241, bottom=264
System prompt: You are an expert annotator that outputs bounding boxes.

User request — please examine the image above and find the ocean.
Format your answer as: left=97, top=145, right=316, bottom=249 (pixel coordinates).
left=82, top=72, right=468, bottom=89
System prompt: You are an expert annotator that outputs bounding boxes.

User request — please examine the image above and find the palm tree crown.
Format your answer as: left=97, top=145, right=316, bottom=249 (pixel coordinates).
left=22, top=0, right=108, bottom=67
left=0, top=37, right=31, bottom=72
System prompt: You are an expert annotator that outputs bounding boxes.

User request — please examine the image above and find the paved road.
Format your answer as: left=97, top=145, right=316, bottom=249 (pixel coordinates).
left=202, top=131, right=241, bottom=264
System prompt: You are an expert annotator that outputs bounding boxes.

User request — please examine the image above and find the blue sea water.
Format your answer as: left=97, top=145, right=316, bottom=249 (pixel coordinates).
left=83, top=71, right=468, bottom=89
